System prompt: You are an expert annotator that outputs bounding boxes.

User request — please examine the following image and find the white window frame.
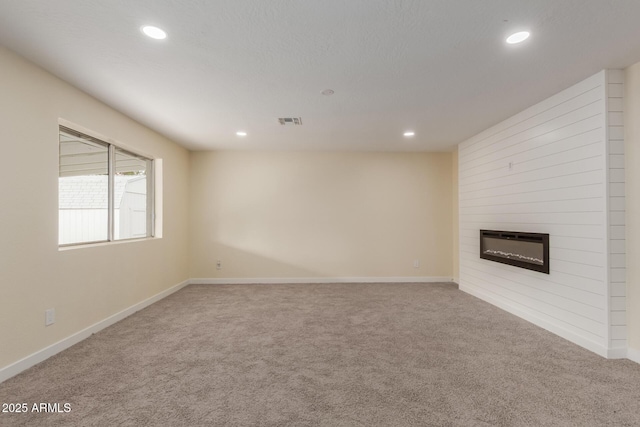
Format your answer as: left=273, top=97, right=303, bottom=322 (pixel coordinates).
left=58, top=123, right=156, bottom=247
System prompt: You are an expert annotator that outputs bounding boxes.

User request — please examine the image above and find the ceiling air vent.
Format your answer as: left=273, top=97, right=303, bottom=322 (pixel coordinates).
left=278, top=117, right=302, bottom=125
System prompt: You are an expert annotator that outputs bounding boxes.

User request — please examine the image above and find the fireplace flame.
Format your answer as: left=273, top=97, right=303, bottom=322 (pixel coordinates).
left=484, top=249, right=543, bottom=265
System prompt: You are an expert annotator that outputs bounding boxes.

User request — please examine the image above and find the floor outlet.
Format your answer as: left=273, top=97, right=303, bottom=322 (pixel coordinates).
left=45, top=308, right=55, bottom=326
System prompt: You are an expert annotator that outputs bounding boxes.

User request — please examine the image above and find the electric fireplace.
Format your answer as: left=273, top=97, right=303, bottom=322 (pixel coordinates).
left=480, top=230, right=549, bottom=274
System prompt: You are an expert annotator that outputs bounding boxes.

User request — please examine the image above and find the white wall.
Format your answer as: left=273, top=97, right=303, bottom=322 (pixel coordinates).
left=458, top=70, right=622, bottom=357
left=0, top=46, right=190, bottom=375
left=189, top=151, right=453, bottom=282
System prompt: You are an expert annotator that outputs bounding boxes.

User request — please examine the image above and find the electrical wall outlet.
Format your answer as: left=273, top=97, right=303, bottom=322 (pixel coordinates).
left=413, top=259, right=420, bottom=268
left=45, top=308, right=55, bottom=326
left=216, top=260, right=222, bottom=270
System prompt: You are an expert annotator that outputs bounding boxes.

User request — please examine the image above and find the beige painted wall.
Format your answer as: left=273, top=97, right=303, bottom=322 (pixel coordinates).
left=451, top=148, right=459, bottom=282
left=0, top=47, right=190, bottom=370
left=189, top=151, right=453, bottom=279
left=626, top=61, right=640, bottom=351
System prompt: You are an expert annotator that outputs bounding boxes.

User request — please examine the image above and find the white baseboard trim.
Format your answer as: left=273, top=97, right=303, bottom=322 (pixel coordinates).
left=626, top=347, right=640, bottom=364
left=190, top=276, right=454, bottom=285
left=0, top=279, right=190, bottom=384
left=459, top=284, right=611, bottom=359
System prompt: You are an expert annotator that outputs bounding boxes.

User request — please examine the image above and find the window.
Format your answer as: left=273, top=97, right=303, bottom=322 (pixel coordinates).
left=59, top=126, right=154, bottom=246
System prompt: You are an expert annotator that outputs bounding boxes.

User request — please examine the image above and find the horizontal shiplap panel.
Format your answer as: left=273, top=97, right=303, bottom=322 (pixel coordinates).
left=609, top=154, right=624, bottom=168
left=460, top=125, right=602, bottom=180
left=608, top=112, right=623, bottom=126
left=608, top=83, right=623, bottom=97
left=609, top=182, right=625, bottom=197
left=609, top=211, right=626, bottom=226
left=461, top=260, right=606, bottom=309
left=550, top=247, right=605, bottom=267
left=460, top=106, right=604, bottom=168
left=461, top=155, right=604, bottom=193
left=462, top=266, right=605, bottom=322
left=609, top=168, right=625, bottom=183
left=610, top=240, right=626, bottom=254
left=460, top=252, right=606, bottom=296
left=610, top=254, right=626, bottom=268
left=460, top=183, right=604, bottom=207
left=609, top=197, right=625, bottom=211
left=460, top=197, right=603, bottom=215
left=462, top=223, right=604, bottom=239
left=459, top=234, right=479, bottom=245
left=609, top=140, right=624, bottom=154
left=465, top=269, right=605, bottom=329
left=611, top=311, right=627, bottom=326
left=611, top=296, right=626, bottom=311
left=611, top=325, right=627, bottom=340
left=461, top=278, right=605, bottom=345
left=550, top=235, right=606, bottom=253
left=608, top=126, right=624, bottom=140
left=460, top=74, right=603, bottom=155
left=610, top=183, right=625, bottom=197
left=611, top=338, right=627, bottom=348
left=461, top=142, right=603, bottom=188
left=460, top=170, right=604, bottom=201
left=610, top=225, right=626, bottom=240
left=611, top=268, right=626, bottom=282
left=608, top=98, right=623, bottom=112
left=550, top=259, right=605, bottom=281
left=461, top=269, right=606, bottom=336
left=459, top=71, right=612, bottom=354
left=460, top=212, right=604, bottom=226
left=610, top=283, right=626, bottom=297
left=546, top=269, right=607, bottom=296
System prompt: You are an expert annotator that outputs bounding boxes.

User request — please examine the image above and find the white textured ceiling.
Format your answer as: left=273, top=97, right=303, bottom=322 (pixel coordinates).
left=2, top=1, right=640, bottom=152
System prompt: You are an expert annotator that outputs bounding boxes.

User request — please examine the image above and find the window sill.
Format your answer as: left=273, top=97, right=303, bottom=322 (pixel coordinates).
left=58, top=237, right=158, bottom=251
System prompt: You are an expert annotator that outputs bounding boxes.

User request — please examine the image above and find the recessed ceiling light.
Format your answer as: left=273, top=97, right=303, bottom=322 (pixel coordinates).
left=236, top=131, right=247, bottom=137
left=321, top=89, right=335, bottom=96
left=403, top=131, right=415, bottom=137
left=506, top=31, right=530, bottom=44
left=141, top=25, right=167, bottom=40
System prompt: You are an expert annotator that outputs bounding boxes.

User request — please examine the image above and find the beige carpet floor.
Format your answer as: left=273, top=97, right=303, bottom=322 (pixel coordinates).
left=1, top=282, right=640, bottom=426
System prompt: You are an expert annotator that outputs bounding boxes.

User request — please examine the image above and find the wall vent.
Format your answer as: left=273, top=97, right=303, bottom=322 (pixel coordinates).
left=278, top=117, right=302, bottom=125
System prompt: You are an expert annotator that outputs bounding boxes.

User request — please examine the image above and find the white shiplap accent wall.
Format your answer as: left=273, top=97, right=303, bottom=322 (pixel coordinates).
left=458, top=71, right=623, bottom=357
left=607, top=70, right=626, bottom=354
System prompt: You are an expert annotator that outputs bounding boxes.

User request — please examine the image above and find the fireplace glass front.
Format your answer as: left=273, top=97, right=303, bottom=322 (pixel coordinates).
left=480, top=230, right=549, bottom=274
